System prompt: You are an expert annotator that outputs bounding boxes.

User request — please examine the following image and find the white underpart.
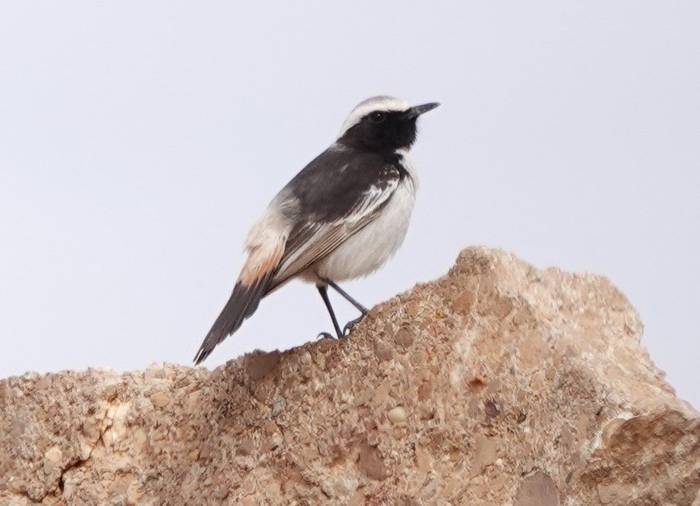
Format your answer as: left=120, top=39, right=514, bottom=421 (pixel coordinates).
left=276, top=176, right=400, bottom=281
left=314, top=153, right=417, bottom=281
left=338, top=96, right=410, bottom=138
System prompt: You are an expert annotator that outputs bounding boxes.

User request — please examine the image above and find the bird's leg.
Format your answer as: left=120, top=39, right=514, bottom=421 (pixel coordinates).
left=321, top=278, right=369, bottom=336
left=316, top=284, right=343, bottom=339
left=323, top=279, right=369, bottom=314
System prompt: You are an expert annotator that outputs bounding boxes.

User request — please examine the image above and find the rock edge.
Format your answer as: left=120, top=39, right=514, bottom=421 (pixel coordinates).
left=1, top=248, right=698, bottom=505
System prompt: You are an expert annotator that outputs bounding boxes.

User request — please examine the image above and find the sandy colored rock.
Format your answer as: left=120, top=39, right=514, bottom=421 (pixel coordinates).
left=0, top=247, right=698, bottom=505
left=387, top=406, right=407, bottom=425
left=515, top=471, right=560, bottom=506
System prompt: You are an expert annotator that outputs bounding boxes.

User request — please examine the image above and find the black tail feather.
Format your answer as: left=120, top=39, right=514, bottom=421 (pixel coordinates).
left=193, top=273, right=274, bottom=365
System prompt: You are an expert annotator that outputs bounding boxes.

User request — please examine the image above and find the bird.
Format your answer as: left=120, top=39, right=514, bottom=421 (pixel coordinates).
left=193, top=96, right=439, bottom=365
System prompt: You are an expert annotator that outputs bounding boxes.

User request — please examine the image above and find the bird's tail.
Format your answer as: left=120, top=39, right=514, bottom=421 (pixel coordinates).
left=193, top=272, right=275, bottom=365
left=194, top=218, right=287, bottom=364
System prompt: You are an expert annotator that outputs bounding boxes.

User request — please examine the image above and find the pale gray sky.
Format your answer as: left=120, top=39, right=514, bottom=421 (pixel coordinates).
left=1, top=1, right=698, bottom=406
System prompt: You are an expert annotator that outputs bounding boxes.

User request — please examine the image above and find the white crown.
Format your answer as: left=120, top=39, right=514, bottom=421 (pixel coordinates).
left=338, top=96, right=410, bottom=138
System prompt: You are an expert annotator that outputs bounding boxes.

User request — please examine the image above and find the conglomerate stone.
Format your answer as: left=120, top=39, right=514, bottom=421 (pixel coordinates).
left=1, top=248, right=697, bottom=505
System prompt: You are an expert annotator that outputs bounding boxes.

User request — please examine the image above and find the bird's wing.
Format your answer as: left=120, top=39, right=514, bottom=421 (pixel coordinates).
left=269, top=172, right=400, bottom=289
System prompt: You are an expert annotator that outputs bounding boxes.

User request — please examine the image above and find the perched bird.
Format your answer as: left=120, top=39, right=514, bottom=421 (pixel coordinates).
left=193, top=96, right=439, bottom=364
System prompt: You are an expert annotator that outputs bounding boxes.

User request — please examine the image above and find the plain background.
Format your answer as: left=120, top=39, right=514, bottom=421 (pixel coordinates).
left=1, top=2, right=698, bottom=407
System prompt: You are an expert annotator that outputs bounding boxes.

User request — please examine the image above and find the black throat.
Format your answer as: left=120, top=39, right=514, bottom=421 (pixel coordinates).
left=337, top=110, right=418, bottom=154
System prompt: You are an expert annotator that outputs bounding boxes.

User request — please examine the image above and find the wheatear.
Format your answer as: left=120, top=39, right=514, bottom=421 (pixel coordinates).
left=194, top=96, right=438, bottom=364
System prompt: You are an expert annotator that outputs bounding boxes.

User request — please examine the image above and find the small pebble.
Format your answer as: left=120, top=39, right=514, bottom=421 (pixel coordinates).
left=387, top=406, right=407, bottom=424
left=271, top=397, right=286, bottom=417
left=150, top=391, right=170, bottom=408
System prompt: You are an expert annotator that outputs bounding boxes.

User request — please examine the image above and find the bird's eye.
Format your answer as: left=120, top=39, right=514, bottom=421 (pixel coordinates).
left=370, top=111, right=386, bottom=123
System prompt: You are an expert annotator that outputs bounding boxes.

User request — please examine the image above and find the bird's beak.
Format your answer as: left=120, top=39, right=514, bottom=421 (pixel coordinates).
left=406, top=102, right=440, bottom=118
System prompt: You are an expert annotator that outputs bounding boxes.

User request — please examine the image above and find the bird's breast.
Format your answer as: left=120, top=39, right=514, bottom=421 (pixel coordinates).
left=314, top=174, right=416, bottom=282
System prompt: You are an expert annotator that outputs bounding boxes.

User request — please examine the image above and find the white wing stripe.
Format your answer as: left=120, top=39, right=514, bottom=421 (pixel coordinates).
left=275, top=178, right=399, bottom=279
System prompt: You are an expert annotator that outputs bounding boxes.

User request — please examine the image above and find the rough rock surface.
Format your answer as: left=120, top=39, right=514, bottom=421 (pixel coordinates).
left=1, top=248, right=698, bottom=506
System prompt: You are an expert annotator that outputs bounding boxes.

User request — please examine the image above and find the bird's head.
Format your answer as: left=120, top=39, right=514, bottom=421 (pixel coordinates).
left=337, top=96, right=439, bottom=152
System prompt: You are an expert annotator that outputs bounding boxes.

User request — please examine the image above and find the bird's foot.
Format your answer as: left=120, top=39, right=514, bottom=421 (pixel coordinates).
left=343, top=315, right=366, bottom=336
left=317, top=331, right=337, bottom=340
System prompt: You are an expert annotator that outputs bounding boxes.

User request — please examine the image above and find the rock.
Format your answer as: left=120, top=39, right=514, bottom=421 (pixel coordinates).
left=357, top=442, right=389, bottom=481
left=387, top=406, right=407, bottom=424
left=374, top=340, right=394, bottom=361
left=43, top=447, right=62, bottom=465
left=0, top=247, right=697, bottom=505
left=270, top=397, right=285, bottom=417
left=515, top=471, right=560, bottom=506
left=472, top=434, right=498, bottom=476
left=149, top=390, right=170, bottom=408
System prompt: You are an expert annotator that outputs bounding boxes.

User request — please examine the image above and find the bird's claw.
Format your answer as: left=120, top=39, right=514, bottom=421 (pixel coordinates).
left=317, top=331, right=336, bottom=340
left=342, top=315, right=365, bottom=336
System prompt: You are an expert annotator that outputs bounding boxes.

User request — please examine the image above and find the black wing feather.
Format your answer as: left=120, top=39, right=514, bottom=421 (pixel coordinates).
left=266, top=148, right=405, bottom=289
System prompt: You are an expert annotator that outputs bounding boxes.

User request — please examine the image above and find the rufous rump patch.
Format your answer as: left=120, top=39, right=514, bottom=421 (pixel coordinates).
left=239, top=240, right=285, bottom=286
